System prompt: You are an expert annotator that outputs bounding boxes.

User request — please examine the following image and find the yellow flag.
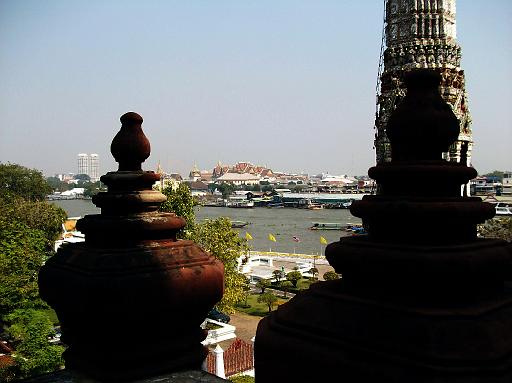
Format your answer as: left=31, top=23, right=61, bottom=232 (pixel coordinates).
left=268, top=233, right=277, bottom=242
left=320, top=236, right=328, bottom=245
left=245, top=232, right=253, bottom=240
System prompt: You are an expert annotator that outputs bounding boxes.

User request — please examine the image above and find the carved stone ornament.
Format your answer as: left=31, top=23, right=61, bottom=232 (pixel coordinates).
left=39, top=112, right=224, bottom=382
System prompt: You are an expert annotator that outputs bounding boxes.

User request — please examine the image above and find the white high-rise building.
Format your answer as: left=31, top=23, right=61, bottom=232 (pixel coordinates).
left=78, top=153, right=89, bottom=176
left=77, top=153, right=100, bottom=182
left=89, top=154, right=99, bottom=182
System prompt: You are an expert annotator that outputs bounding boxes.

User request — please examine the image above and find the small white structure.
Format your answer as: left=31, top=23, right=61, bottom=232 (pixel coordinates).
left=201, top=319, right=236, bottom=346
left=213, top=345, right=226, bottom=379
left=238, top=255, right=276, bottom=283
left=60, top=188, right=85, bottom=198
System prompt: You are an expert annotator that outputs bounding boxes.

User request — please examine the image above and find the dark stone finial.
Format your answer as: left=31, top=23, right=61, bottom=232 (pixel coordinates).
left=386, top=69, right=460, bottom=161
left=39, top=112, right=225, bottom=381
left=111, top=112, right=150, bottom=171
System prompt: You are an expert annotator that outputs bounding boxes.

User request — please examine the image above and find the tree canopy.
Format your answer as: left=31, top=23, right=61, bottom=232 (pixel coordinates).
left=0, top=219, right=48, bottom=319
left=159, top=183, right=249, bottom=313
left=286, top=271, right=303, bottom=287
left=0, top=164, right=67, bottom=379
left=4, top=309, right=64, bottom=380
left=256, top=278, right=271, bottom=293
left=160, top=183, right=197, bottom=236
left=0, top=163, right=52, bottom=201
left=323, top=271, right=341, bottom=281
left=257, top=292, right=278, bottom=313
left=190, top=217, right=249, bottom=313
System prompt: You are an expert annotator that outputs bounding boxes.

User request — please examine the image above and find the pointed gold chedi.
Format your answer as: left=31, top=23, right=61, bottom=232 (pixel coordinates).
left=39, top=112, right=224, bottom=381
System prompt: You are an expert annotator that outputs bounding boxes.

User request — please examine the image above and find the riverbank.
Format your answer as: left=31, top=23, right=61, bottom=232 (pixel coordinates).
left=52, top=200, right=360, bottom=254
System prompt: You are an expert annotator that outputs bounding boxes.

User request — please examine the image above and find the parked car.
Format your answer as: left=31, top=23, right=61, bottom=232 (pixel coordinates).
left=207, top=308, right=230, bottom=323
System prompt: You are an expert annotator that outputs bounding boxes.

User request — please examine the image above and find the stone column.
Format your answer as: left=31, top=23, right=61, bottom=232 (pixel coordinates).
left=213, top=345, right=226, bottom=379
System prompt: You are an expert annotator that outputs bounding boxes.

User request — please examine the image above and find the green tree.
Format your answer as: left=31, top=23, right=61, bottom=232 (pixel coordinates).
left=257, top=292, right=278, bottom=313
left=286, top=271, right=303, bottom=288
left=190, top=217, right=249, bottom=313
left=0, top=164, right=66, bottom=379
left=159, top=184, right=252, bottom=313
left=46, top=177, right=71, bottom=193
left=0, top=219, right=48, bottom=319
left=280, top=281, right=293, bottom=298
left=217, top=183, right=235, bottom=199
left=74, top=173, right=90, bottom=182
left=323, top=271, right=341, bottom=281
left=309, top=267, right=319, bottom=280
left=82, top=181, right=106, bottom=198
left=160, top=183, right=197, bottom=236
left=256, top=278, right=271, bottom=294
left=0, top=163, right=52, bottom=201
left=159, top=184, right=249, bottom=313
left=1, top=197, right=66, bottom=251
left=272, top=269, right=283, bottom=283
left=4, top=309, right=64, bottom=380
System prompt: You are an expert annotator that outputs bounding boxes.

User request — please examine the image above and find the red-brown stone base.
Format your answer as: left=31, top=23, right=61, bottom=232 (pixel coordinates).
left=255, top=279, right=512, bottom=382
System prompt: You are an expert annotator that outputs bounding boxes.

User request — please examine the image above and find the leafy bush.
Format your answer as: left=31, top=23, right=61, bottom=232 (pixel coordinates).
left=478, top=217, right=512, bottom=242
left=229, top=375, right=255, bottom=383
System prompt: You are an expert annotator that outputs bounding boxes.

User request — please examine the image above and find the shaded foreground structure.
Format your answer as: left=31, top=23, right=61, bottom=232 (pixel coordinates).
left=255, top=70, right=512, bottom=382
left=30, top=72, right=511, bottom=382
left=38, top=113, right=225, bottom=382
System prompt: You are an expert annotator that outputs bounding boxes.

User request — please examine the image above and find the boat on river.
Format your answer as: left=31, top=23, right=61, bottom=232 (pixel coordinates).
left=231, top=220, right=250, bottom=228
left=309, top=222, right=343, bottom=230
left=226, top=200, right=254, bottom=208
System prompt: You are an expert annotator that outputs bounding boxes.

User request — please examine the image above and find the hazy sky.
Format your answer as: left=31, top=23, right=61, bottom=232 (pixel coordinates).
left=1, top=0, right=511, bottom=177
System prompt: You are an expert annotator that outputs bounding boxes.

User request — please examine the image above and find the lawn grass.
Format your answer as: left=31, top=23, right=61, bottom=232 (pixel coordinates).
left=236, top=293, right=289, bottom=317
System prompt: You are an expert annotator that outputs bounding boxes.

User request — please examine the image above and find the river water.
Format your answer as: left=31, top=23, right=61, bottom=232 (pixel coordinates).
left=53, top=199, right=361, bottom=255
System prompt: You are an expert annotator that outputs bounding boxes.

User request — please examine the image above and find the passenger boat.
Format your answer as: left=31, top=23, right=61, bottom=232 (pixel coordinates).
left=202, top=201, right=225, bottom=207
left=226, top=200, right=254, bottom=208
left=344, top=223, right=366, bottom=235
left=309, top=222, right=343, bottom=230
left=231, top=220, right=250, bottom=228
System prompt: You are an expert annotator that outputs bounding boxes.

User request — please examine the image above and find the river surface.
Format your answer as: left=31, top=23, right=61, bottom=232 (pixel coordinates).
left=52, top=199, right=361, bottom=255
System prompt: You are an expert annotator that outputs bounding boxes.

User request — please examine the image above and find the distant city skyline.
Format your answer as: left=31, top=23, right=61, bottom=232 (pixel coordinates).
left=1, top=1, right=511, bottom=178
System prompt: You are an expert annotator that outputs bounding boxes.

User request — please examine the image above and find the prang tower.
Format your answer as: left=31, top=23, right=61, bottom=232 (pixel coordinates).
left=374, top=0, right=472, bottom=165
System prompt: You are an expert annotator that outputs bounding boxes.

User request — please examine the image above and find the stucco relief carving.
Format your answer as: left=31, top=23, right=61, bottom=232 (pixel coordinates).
left=376, top=0, right=472, bottom=165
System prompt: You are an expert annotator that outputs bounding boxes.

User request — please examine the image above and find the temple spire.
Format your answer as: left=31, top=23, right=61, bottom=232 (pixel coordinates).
left=375, top=0, right=472, bottom=167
